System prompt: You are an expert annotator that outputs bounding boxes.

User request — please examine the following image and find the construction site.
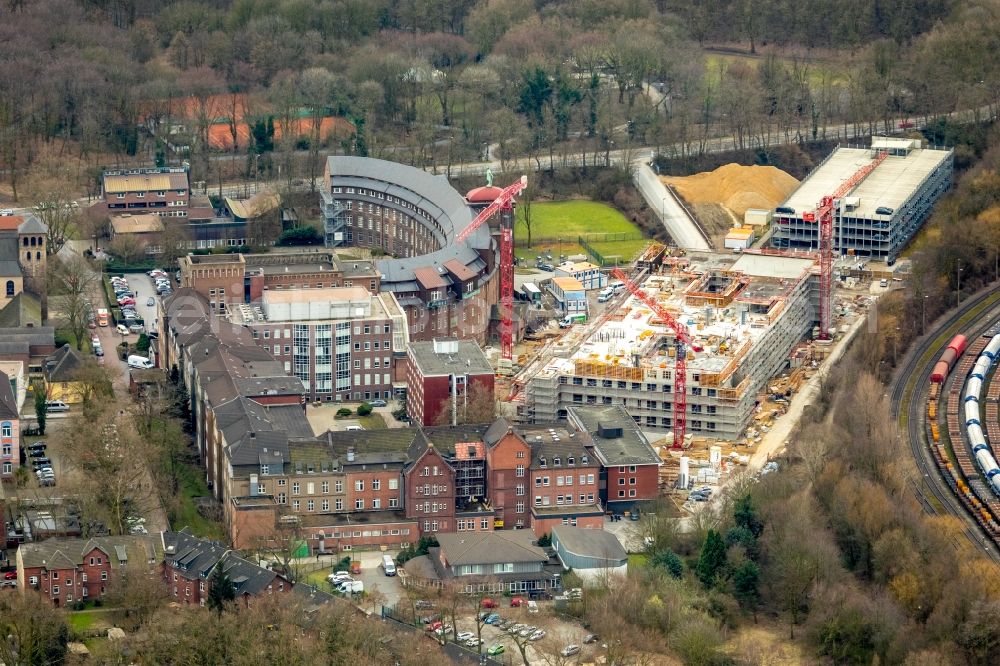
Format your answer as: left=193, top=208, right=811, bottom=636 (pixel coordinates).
left=512, top=251, right=823, bottom=437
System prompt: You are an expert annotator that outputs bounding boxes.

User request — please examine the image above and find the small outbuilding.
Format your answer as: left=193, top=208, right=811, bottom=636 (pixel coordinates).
left=550, top=526, right=627, bottom=584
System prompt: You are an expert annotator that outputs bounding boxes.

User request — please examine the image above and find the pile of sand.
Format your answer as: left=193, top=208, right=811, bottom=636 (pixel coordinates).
left=661, top=163, right=799, bottom=218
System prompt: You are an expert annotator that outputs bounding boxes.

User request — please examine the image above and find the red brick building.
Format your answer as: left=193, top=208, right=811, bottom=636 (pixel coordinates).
left=163, top=530, right=292, bottom=606
left=521, top=425, right=603, bottom=537
left=567, top=405, right=662, bottom=512
left=483, top=420, right=532, bottom=530
left=406, top=339, right=494, bottom=426
left=16, top=535, right=163, bottom=607
left=404, top=438, right=457, bottom=535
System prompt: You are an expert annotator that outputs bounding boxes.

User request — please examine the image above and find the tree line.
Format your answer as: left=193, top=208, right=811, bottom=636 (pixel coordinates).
left=2, top=0, right=1000, bottom=203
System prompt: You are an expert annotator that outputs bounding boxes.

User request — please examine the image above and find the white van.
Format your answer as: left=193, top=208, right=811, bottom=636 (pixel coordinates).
left=339, top=580, right=364, bottom=595
left=597, top=287, right=614, bottom=303
left=382, top=554, right=396, bottom=576
left=610, top=281, right=625, bottom=294
left=127, top=355, right=154, bottom=369
left=45, top=400, right=69, bottom=412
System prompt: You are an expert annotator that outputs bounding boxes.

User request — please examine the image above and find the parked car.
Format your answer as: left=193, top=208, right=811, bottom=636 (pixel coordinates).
left=510, top=596, right=527, bottom=607
left=583, top=633, right=600, bottom=644
left=128, top=324, right=144, bottom=333
left=3, top=571, right=17, bottom=580
left=146, top=297, right=155, bottom=307
left=26, top=442, right=46, bottom=451
left=481, top=598, right=498, bottom=609
left=487, top=645, right=505, bottom=656
left=529, top=629, right=546, bottom=641
left=45, top=400, right=69, bottom=412
left=456, top=632, right=475, bottom=642
left=560, top=645, right=581, bottom=657
left=369, top=399, right=387, bottom=407
left=28, top=448, right=47, bottom=458
left=426, top=621, right=443, bottom=633
left=484, top=613, right=502, bottom=625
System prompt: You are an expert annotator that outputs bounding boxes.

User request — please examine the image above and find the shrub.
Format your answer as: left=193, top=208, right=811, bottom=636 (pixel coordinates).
left=277, top=226, right=324, bottom=246
left=136, top=334, right=150, bottom=353
left=335, top=407, right=353, bottom=418
left=357, top=403, right=373, bottom=417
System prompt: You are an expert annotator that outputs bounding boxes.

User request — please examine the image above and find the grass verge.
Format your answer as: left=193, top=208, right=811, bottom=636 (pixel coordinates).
left=171, top=463, right=226, bottom=540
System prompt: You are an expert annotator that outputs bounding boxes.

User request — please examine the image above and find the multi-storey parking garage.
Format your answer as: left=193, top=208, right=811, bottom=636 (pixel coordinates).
left=771, top=137, right=953, bottom=262
left=320, top=157, right=500, bottom=344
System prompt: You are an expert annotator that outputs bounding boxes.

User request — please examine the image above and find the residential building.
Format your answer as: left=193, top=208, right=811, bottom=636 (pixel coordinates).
left=547, top=276, right=587, bottom=315
left=521, top=424, right=603, bottom=537
left=568, top=405, right=661, bottom=512
left=162, top=530, right=291, bottom=606
left=550, top=525, right=627, bottom=584
left=483, top=419, right=533, bottom=530
left=227, top=429, right=419, bottom=553
left=43, top=344, right=86, bottom=404
left=404, top=436, right=457, bottom=536
left=554, top=261, right=605, bottom=291
left=771, top=136, right=953, bottom=262
left=101, top=167, right=190, bottom=217
left=225, top=286, right=408, bottom=403
left=402, top=530, right=561, bottom=594
left=0, top=369, right=19, bottom=481
left=523, top=252, right=818, bottom=441
left=321, top=156, right=500, bottom=344
left=406, top=338, right=494, bottom=426
left=17, top=535, right=163, bottom=607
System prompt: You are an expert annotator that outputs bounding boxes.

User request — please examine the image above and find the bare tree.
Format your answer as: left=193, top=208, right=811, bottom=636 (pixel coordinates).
left=47, top=255, right=97, bottom=351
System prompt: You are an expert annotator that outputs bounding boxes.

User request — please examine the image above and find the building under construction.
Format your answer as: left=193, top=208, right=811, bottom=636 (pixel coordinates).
left=771, top=136, right=953, bottom=262
left=518, top=253, right=818, bottom=442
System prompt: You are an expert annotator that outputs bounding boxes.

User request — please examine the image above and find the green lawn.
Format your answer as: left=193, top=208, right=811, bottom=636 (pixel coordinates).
left=514, top=200, right=648, bottom=266
left=628, top=553, right=650, bottom=569
left=67, top=610, right=112, bottom=635
left=172, top=463, right=226, bottom=540
left=358, top=412, right=387, bottom=430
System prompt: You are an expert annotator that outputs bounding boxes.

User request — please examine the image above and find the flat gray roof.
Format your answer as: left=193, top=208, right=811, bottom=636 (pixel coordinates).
left=408, top=339, right=493, bottom=377
left=730, top=254, right=815, bottom=279
left=782, top=145, right=952, bottom=219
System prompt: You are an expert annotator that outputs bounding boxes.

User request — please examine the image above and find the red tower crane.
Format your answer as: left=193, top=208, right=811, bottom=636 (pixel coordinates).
left=806, top=150, right=888, bottom=339
left=612, top=267, right=702, bottom=449
left=456, top=176, right=528, bottom=361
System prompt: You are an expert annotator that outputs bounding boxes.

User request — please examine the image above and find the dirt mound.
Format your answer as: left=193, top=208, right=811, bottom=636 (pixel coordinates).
left=661, top=163, right=799, bottom=218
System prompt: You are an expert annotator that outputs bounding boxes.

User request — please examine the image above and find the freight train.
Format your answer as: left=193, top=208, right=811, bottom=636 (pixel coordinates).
left=962, top=334, right=1000, bottom=495
left=930, top=334, right=967, bottom=383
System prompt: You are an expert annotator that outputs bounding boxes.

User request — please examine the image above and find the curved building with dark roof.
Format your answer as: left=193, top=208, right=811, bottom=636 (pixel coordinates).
left=321, top=157, right=499, bottom=344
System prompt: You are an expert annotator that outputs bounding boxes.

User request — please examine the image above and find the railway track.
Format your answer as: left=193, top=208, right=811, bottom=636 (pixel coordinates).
left=889, top=287, right=1000, bottom=564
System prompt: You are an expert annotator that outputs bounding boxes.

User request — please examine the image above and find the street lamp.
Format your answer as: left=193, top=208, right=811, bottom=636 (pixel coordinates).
left=957, top=263, right=963, bottom=307
left=922, top=295, right=929, bottom=335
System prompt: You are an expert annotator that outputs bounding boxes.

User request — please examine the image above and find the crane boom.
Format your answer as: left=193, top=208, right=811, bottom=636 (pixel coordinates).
left=457, top=176, right=527, bottom=361
left=612, top=267, right=701, bottom=448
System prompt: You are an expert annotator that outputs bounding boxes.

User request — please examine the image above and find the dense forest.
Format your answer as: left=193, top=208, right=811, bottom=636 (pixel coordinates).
left=2, top=0, right=1000, bottom=200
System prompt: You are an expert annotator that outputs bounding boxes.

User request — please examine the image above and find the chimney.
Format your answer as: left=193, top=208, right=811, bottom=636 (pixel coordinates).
left=347, top=448, right=355, bottom=462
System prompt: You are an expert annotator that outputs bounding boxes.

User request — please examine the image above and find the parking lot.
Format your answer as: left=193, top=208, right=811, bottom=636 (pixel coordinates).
left=416, top=600, right=599, bottom=663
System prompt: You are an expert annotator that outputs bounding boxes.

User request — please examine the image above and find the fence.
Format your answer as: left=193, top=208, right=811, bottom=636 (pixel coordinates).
left=578, top=233, right=649, bottom=267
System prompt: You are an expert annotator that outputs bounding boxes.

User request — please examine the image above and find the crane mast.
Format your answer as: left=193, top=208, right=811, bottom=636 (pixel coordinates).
left=456, top=176, right=527, bottom=361
left=808, top=150, right=888, bottom=339
left=612, top=267, right=701, bottom=448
